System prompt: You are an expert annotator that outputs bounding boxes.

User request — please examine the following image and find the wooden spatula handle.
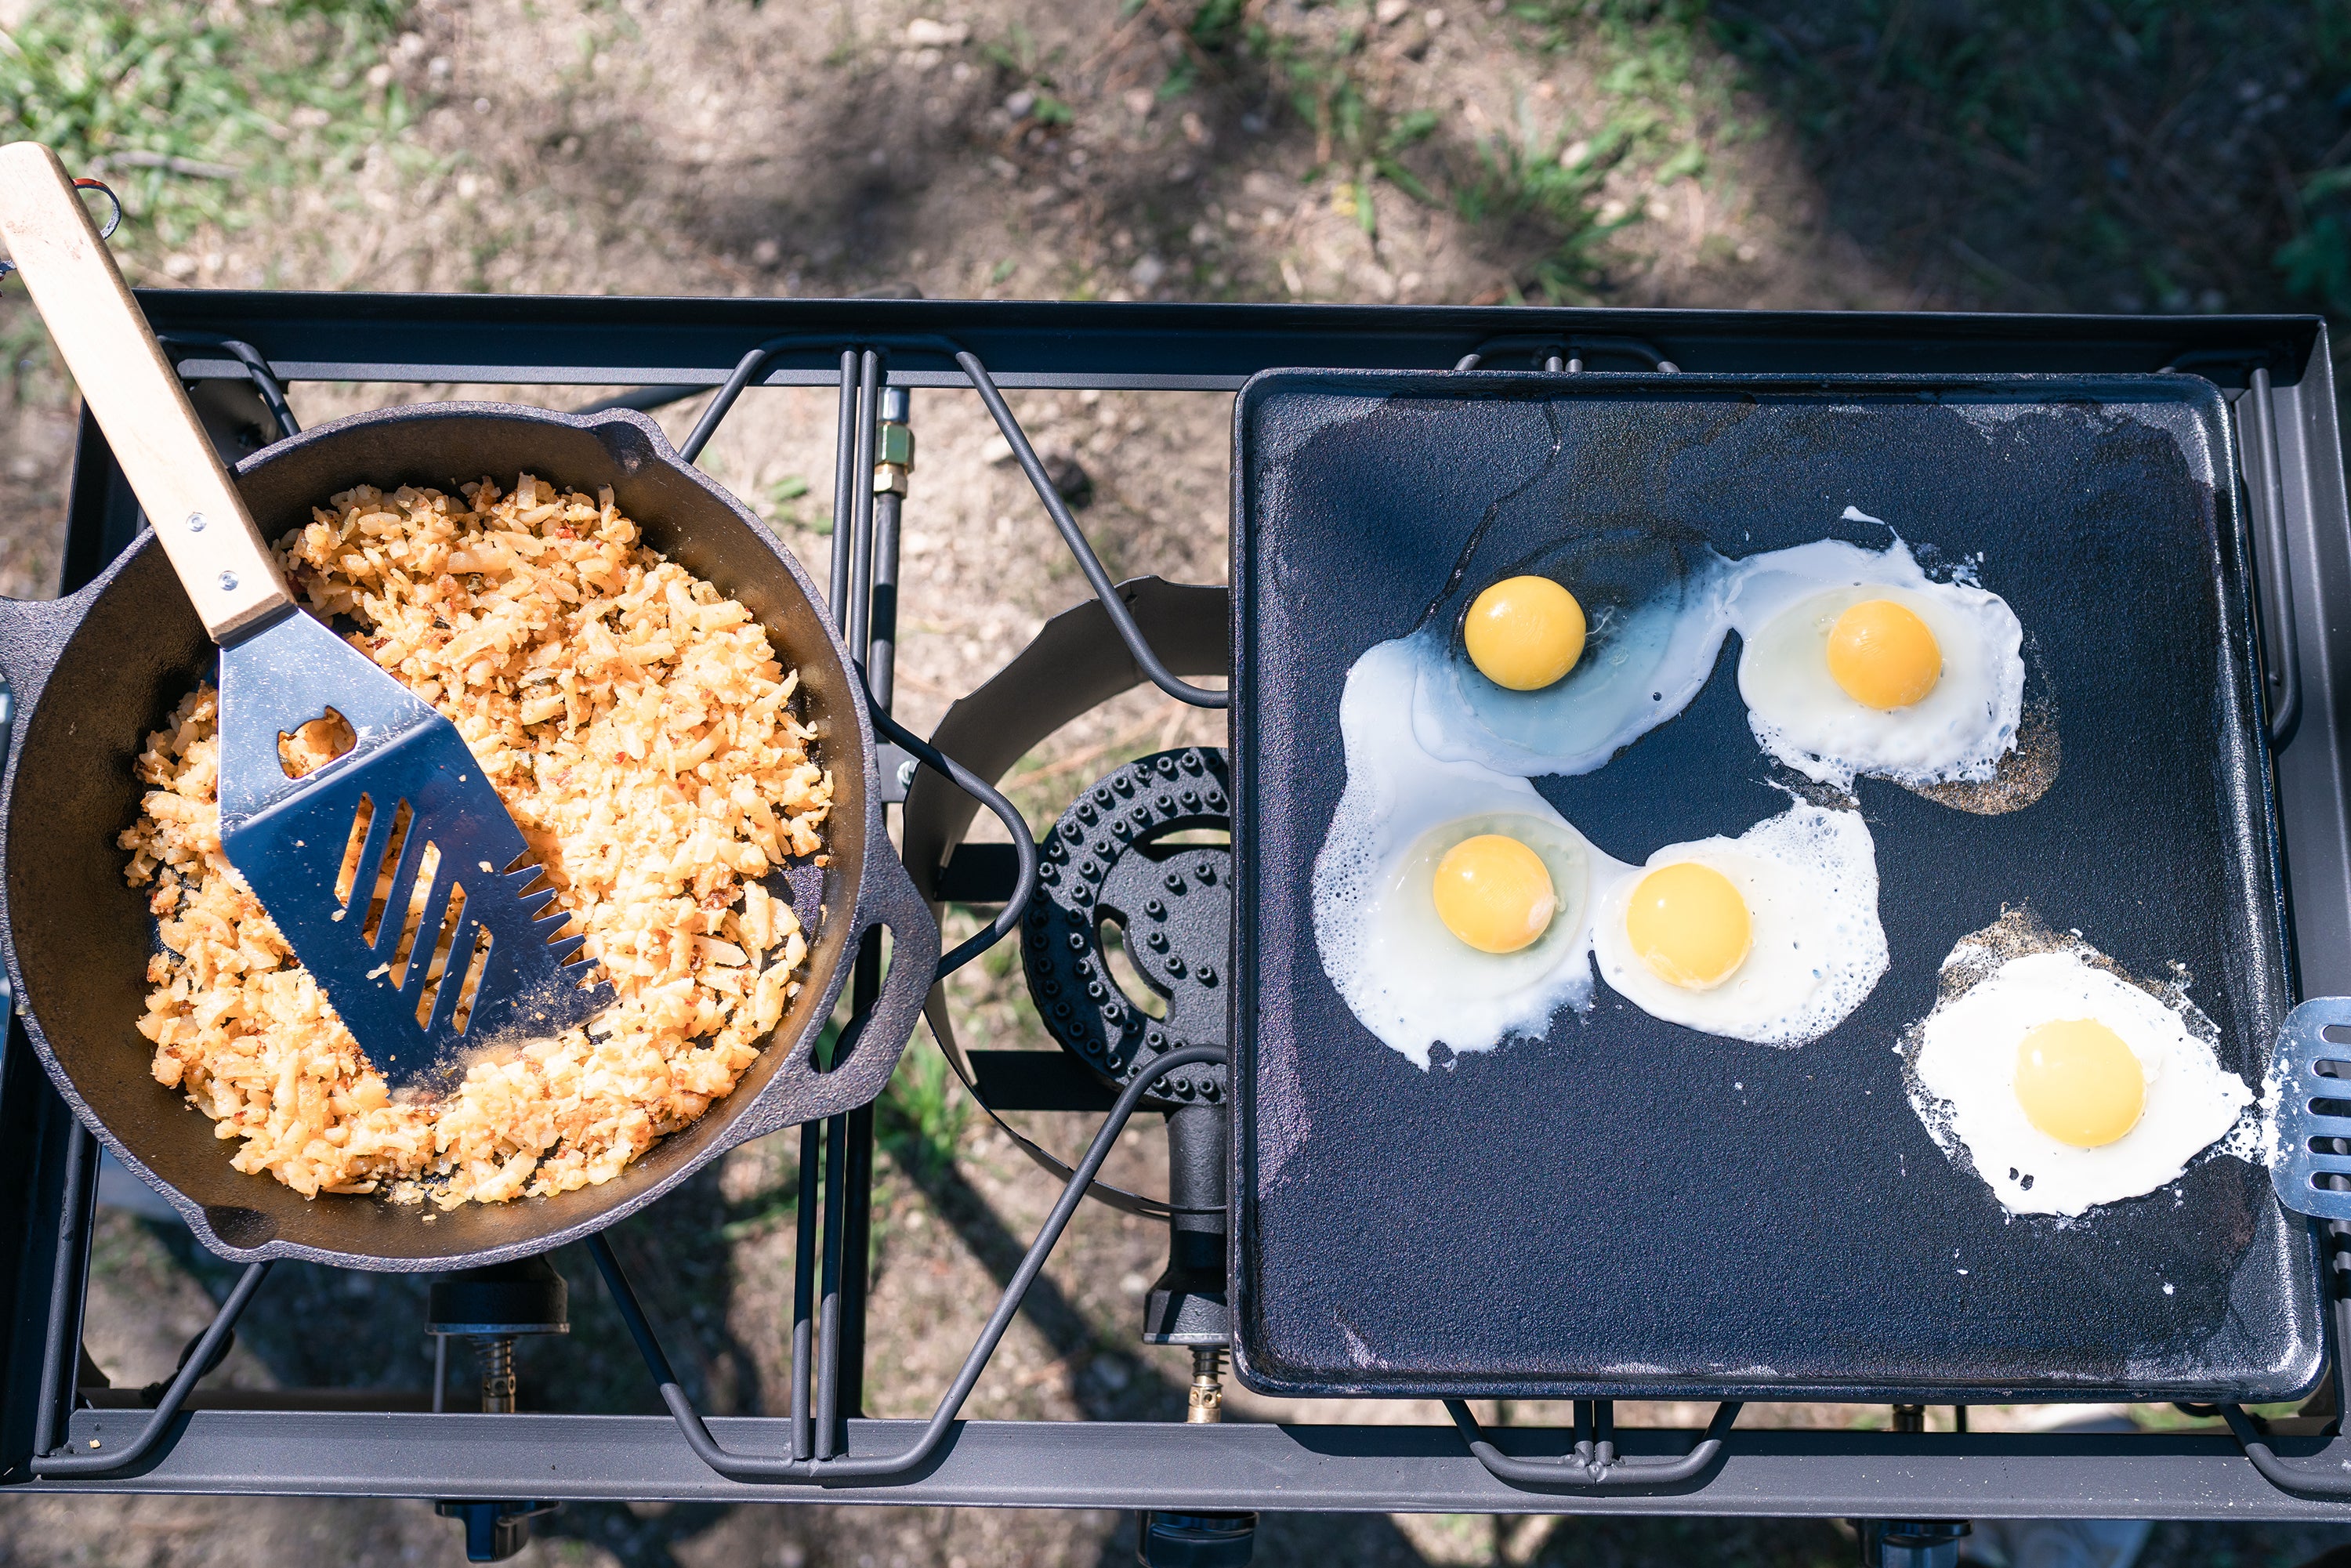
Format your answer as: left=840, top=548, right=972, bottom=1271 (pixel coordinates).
left=0, top=142, right=290, bottom=640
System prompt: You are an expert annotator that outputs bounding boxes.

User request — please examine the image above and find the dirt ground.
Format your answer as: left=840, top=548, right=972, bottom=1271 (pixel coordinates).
left=7, top=0, right=2351, bottom=1564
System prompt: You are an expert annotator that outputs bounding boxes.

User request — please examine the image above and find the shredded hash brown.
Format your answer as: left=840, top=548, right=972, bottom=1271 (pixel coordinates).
left=118, top=476, right=831, bottom=1207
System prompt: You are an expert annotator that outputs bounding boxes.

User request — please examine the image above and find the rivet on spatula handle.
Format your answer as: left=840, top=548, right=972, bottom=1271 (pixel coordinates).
left=0, top=140, right=290, bottom=640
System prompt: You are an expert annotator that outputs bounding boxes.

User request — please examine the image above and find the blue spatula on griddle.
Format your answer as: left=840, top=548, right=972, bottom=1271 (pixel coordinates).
left=0, top=140, right=609, bottom=1087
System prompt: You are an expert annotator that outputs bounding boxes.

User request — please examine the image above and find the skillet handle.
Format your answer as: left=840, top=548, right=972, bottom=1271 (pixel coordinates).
left=0, top=589, right=88, bottom=731
left=731, top=797, right=940, bottom=1139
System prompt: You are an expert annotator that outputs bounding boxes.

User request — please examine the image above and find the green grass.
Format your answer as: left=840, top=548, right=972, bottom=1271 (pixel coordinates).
left=0, top=0, right=416, bottom=269
left=877, top=1037, right=969, bottom=1179
left=1709, top=0, right=2351, bottom=324
left=2281, top=167, right=2351, bottom=323
left=1172, top=0, right=1740, bottom=300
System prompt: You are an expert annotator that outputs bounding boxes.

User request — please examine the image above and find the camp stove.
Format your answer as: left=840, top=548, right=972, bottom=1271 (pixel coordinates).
left=7, top=295, right=2351, bottom=1567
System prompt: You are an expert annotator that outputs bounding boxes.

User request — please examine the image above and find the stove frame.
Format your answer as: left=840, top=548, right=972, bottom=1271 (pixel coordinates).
left=5, top=293, right=2351, bottom=1522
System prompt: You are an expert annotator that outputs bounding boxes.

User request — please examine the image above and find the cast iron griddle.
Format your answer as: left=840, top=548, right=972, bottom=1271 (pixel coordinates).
left=1230, top=371, right=2322, bottom=1402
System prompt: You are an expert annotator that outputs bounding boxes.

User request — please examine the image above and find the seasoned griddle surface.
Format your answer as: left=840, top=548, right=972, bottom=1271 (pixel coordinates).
left=1230, top=372, right=2320, bottom=1402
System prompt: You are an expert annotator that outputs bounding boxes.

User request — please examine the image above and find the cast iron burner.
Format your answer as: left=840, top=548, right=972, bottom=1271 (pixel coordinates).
left=1023, top=748, right=1233, bottom=1104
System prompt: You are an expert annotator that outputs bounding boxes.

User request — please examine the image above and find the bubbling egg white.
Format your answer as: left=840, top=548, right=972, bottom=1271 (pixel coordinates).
left=1313, top=639, right=1634, bottom=1068
left=1729, top=538, right=2025, bottom=791
left=1404, top=523, right=2028, bottom=796
left=1590, top=800, right=1889, bottom=1047
left=1907, top=923, right=2254, bottom=1218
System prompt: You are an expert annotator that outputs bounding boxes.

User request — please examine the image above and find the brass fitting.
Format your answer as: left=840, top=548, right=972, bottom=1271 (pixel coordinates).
left=872, top=420, right=914, bottom=496
left=1186, top=1346, right=1225, bottom=1424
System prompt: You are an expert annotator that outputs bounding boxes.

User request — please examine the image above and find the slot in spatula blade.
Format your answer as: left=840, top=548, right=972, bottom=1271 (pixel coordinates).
left=216, top=609, right=610, bottom=1088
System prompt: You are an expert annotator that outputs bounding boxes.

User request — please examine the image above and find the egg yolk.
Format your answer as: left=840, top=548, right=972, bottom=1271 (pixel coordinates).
left=1464, top=575, right=1587, bottom=691
left=1433, top=834, right=1558, bottom=954
left=1827, top=598, right=1942, bottom=711
left=2014, top=1018, right=2146, bottom=1148
left=1624, top=861, right=1751, bottom=990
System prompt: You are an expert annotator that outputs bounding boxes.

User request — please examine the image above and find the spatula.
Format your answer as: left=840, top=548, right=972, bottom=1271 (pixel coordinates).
left=0, top=141, right=608, bottom=1088
left=2268, top=997, right=2351, bottom=1221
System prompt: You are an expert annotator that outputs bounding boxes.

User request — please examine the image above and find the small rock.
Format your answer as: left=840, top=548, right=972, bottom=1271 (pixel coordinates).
left=1043, top=448, right=1094, bottom=509
left=1119, top=1272, right=1149, bottom=1295
left=752, top=237, right=781, bottom=265
left=1375, top=0, right=1409, bottom=21
left=364, top=62, right=393, bottom=89
left=980, top=434, right=1016, bottom=466
left=1124, top=87, right=1155, bottom=118
left=1129, top=254, right=1167, bottom=289
left=910, top=46, right=943, bottom=71
left=1005, top=88, right=1037, bottom=119
left=1091, top=1356, right=1133, bottom=1391
left=1180, top=110, right=1210, bottom=146
left=1423, top=6, right=1446, bottom=26
left=1559, top=139, right=1590, bottom=168
left=905, top=16, right=969, bottom=45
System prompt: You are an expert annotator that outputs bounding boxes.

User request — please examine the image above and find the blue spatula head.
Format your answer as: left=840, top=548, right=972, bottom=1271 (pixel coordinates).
left=214, top=609, right=610, bottom=1088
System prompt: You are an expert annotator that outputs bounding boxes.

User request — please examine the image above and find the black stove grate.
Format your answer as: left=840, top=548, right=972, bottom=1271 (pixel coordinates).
left=4, top=294, right=2351, bottom=1530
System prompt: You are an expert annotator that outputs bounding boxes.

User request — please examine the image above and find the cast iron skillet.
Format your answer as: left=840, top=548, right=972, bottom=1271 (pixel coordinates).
left=0, top=401, right=936, bottom=1271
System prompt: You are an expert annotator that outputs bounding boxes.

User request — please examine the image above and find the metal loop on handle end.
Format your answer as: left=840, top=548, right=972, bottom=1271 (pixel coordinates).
left=1454, top=334, right=1679, bottom=375
left=1446, top=1396, right=1741, bottom=1492
left=0, top=178, right=120, bottom=281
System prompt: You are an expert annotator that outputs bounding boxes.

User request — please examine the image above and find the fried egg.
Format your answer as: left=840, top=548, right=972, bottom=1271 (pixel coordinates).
left=1730, top=534, right=2025, bottom=791
left=1907, top=917, right=2254, bottom=1217
left=1313, top=639, right=1633, bottom=1067
left=1409, top=528, right=1738, bottom=778
left=1589, top=799, right=1889, bottom=1047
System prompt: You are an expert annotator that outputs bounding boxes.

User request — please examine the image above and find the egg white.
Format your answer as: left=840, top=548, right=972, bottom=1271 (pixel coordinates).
left=1589, top=799, right=1889, bottom=1047
left=1907, top=942, right=2253, bottom=1218
left=1313, top=639, right=1633, bottom=1067
left=1730, top=538, right=2025, bottom=791
left=1409, top=539, right=1738, bottom=779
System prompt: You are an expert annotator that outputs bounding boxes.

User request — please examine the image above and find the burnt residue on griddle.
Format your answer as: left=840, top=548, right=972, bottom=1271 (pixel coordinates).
left=1904, top=690, right=2063, bottom=817
left=1897, top=904, right=2231, bottom=1226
